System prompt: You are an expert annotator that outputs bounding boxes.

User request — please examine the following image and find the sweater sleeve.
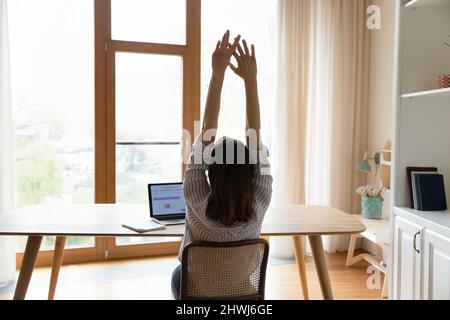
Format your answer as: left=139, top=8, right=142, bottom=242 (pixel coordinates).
left=249, top=144, right=273, bottom=219
left=182, top=135, right=213, bottom=226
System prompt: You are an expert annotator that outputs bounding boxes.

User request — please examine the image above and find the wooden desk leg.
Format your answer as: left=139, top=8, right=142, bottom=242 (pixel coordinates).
left=308, top=235, right=334, bottom=300
left=48, top=236, right=66, bottom=300
left=13, top=235, right=43, bottom=300
left=292, top=236, right=309, bottom=300
left=345, top=234, right=362, bottom=267
left=381, top=266, right=389, bottom=298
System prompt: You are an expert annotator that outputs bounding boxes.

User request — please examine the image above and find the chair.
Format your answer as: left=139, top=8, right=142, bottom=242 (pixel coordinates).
left=180, top=239, right=269, bottom=300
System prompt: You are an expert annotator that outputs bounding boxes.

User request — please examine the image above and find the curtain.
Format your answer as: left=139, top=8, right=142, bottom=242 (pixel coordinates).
left=270, top=0, right=311, bottom=258
left=273, top=0, right=370, bottom=255
left=0, top=0, right=16, bottom=287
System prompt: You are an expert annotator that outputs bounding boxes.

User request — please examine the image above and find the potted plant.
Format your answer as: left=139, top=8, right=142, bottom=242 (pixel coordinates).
left=356, top=152, right=386, bottom=219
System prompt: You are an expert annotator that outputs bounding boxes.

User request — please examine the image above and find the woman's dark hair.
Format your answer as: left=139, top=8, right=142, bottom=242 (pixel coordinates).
left=206, top=138, right=257, bottom=227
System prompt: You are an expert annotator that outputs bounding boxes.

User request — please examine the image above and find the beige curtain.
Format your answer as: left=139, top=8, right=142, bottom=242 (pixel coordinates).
left=273, top=0, right=370, bottom=254
left=0, top=0, right=16, bottom=287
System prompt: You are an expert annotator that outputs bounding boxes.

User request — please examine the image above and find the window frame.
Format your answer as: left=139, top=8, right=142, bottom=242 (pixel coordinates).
left=15, top=0, right=201, bottom=267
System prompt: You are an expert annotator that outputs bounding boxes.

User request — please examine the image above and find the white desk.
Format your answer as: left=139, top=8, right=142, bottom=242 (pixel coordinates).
left=0, top=204, right=365, bottom=300
left=346, top=216, right=390, bottom=297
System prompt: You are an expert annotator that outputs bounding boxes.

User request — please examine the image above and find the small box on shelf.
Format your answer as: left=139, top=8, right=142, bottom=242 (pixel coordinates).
left=436, top=75, right=450, bottom=89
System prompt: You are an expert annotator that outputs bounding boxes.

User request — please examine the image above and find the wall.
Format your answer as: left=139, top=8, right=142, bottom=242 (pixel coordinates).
left=364, top=0, right=396, bottom=256
left=368, top=0, right=395, bottom=156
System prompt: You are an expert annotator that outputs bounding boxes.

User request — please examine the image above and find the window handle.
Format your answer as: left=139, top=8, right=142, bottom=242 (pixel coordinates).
left=413, top=231, right=421, bottom=254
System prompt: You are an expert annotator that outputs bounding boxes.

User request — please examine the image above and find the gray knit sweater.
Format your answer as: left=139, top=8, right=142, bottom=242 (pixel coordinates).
left=178, top=135, right=273, bottom=260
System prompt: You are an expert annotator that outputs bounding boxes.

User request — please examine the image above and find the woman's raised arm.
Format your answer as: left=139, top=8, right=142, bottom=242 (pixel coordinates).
left=202, top=31, right=241, bottom=145
left=229, top=40, right=261, bottom=150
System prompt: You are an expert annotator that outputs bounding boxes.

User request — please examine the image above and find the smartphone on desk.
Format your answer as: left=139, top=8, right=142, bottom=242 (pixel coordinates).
left=151, top=218, right=185, bottom=226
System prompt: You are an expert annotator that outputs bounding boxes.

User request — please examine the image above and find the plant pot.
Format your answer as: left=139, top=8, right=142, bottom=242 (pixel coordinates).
left=361, top=196, right=383, bottom=219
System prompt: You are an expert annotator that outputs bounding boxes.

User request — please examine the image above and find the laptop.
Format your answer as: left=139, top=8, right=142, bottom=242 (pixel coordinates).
left=148, top=183, right=186, bottom=226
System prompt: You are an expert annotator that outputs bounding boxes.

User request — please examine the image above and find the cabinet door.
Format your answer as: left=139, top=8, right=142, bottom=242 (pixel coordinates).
left=393, top=216, right=423, bottom=300
left=423, top=229, right=450, bottom=300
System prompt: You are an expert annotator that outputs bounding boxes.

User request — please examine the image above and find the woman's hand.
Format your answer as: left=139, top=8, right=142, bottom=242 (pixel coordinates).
left=212, top=31, right=241, bottom=77
left=229, top=40, right=257, bottom=84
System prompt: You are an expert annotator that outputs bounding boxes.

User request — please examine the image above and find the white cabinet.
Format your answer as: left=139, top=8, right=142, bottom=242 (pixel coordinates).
left=392, top=209, right=450, bottom=300
left=392, top=216, right=423, bottom=300
left=390, top=0, right=450, bottom=301
left=423, top=229, right=450, bottom=300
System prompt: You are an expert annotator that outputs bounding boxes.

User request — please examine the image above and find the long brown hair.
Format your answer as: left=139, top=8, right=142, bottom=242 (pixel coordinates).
left=206, top=138, right=256, bottom=226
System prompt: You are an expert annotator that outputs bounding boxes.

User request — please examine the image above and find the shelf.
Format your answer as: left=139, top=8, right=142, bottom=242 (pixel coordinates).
left=380, top=161, right=391, bottom=167
left=380, top=151, right=391, bottom=167
left=405, top=0, right=450, bottom=9
left=401, top=87, right=450, bottom=99
left=356, top=215, right=390, bottom=245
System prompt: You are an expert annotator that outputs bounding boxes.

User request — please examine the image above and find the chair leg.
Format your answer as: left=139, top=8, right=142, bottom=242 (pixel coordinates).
left=48, top=236, right=66, bottom=300
left=14, top=236, right=43, bottom=300
left=293, top=236, right=309, bottom=300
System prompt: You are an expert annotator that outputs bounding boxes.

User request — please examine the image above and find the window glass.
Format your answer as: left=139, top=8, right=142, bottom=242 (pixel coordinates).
left=112, top=0, right=186, bottom=45
left=8, top=0, right=95, bottom=251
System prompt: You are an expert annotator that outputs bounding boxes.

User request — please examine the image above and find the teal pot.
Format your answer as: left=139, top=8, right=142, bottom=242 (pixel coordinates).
left=361, top=196, right=383, bottom=219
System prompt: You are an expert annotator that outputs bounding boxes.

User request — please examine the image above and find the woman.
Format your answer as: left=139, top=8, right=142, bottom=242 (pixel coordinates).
left=171, top=31, right=273, bottom=299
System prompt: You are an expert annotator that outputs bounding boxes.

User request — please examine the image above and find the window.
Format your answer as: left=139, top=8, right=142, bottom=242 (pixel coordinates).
left=100, top=0, right=199, bottom=255
left=115, top=53, right=183, bottom=204
left=114, top=53, right=184, bottom=245
left=8, top=0, right=196, bottom=264
left=8, top=0, right=275, bottom=266
left=8, top=0, right=95, bottom=251
left=8, top=0, right=198, bottom=265
left=111, top=0, right=186, bottom=45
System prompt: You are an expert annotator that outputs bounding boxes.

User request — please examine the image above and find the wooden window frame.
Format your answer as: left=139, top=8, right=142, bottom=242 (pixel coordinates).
left=16, top=0, right=201, bottom=267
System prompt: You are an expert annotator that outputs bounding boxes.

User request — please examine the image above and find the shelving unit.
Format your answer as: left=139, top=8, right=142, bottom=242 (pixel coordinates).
left=402, top=87, right=450, bottom=99
left=380, top=160, right=391, bottom=167
left=379, top=144, right=392, bottom=189
left=405, top=0, right=450, bottom=9
left=390, top=0, right=450, bottom=300
left=380, top=149, right=391, bottom=167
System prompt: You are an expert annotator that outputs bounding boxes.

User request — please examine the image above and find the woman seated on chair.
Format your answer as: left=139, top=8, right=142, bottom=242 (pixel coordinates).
left=171, top=30, right=273, bottom=299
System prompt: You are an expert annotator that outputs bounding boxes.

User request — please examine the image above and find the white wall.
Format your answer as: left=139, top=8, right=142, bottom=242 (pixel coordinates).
left=364, top=0, right=396, bottom=255
left=368, top=0, right=395, bottom=155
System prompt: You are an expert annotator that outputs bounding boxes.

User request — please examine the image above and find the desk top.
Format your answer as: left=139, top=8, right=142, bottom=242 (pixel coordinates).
left=356, top=216, right=390, bottom=245
left=0, top=204, right=365, bottom=237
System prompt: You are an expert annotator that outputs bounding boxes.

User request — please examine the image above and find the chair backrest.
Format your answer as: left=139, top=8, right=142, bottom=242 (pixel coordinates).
left=180, top=239, right=269, bottom=300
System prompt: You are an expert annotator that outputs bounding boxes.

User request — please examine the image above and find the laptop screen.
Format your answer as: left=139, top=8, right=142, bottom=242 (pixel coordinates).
left=148, top=183, right=186, bottom=218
